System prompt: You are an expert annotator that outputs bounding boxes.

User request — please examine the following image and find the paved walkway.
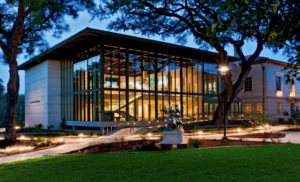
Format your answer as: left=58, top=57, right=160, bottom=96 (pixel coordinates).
left=1, top=126, right=299, bottom=164
left=0, top=129, right=143, bottom=164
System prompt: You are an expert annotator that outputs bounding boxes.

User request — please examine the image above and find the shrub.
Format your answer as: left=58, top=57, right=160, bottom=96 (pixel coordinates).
left=33, top=123, right=43, bottom=132
left=188, top=138, right=205, bottom=148
left=239, top=137, right=244, bottom=142
left=88, top=141, right=104, bottom=147
left=284, top=107, right=300, bottom=125
left=60, top=118, right=67, bottom=131
left=112, top=137, right=119, bottom=143
left=89, top=131, right=94, bottom=136
left=34, top=123, right=43, bottom=129
left=47, top=125, right=54, bottom=130
left=120, top=136, right=125, bottom=142
left=277, top=117, right=285, bottom=123
left=70, top=130, right=78, bottom=136
left=250, top=110, right=272, bottom=125
left=172, top=144, right=178, bottom=150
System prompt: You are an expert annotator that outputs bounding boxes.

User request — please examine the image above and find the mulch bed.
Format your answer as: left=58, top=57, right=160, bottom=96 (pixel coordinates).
left=67, top=140, right=162, bottom=154
left=283, top=128, right=300, bottom=132
left=67, top=139, right=275, bottom=154
left=189, top=139, right=273, bottom=148
left=230, top=132, right=286, bottom=138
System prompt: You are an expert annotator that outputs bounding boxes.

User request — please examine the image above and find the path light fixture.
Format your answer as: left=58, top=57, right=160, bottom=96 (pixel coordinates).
left=148, top=133, right=152, bottom=139
left=218, top=66, right=230, bottom=140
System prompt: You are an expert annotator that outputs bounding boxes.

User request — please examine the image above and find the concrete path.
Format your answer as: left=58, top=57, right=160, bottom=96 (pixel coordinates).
left=0, top=125, right=299, bottom=164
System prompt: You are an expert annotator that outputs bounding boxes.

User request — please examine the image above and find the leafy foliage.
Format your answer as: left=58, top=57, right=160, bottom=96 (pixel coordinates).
left=0, top=0, right=96, bottom=61
left=97, top=0, right=300, bottom=124
left=283, top=106, right=300, bottom=125
left=0, top=0, right=96, bottom=140
left=60, top=118, right=67, bottom=131
left=249, top=110, right=272, bottom=125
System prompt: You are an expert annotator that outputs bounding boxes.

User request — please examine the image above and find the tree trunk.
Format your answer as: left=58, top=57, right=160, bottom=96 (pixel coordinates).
left=4, top=57, right=20, bottom=141
left=213, top=68, right=251, bottom=125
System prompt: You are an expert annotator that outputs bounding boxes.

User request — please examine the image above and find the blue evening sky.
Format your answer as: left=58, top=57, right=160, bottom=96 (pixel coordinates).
left=0, top=11, right=286, bottom=94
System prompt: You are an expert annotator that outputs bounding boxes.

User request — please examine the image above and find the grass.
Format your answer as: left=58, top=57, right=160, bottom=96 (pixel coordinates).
left=1, top=144, right=300, bottom=181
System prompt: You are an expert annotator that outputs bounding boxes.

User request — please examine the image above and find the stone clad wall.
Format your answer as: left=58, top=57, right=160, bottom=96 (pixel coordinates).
left=47, top=61, right=61, bottom=129
left=25, top=60, right=61, bottom=128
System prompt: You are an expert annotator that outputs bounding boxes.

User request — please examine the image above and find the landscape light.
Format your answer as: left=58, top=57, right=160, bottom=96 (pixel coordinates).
left=79, top=133, right=84, bottom=137
left=198, top=131, right=202, bottom=134
left=237, top=128, right=241, bottom=132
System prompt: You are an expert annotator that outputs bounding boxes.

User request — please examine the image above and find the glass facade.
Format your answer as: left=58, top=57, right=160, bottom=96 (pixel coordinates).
left=61, top=43, right=228, bottom=122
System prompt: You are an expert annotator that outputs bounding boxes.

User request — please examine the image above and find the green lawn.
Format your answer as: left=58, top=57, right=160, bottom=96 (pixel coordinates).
left=1, top=144, right=300, bottom=182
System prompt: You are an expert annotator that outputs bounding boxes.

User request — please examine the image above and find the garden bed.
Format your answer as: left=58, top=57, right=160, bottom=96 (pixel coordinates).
left=283, top=128, right=300, bottom=131
left=67, top=139, right=275, bottom=154
left=0, top=139, right=65, bottom=156
left=67, top=140, right=162, bottom=154
left=231, top=132, right=286, bottom=138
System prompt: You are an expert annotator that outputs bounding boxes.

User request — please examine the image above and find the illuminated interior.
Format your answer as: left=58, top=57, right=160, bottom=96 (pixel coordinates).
left=61, top=43, right=239, bottom=122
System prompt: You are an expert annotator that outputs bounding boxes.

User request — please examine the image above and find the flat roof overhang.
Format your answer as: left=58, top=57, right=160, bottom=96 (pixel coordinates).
left=19, top=27, right=240, bottom=70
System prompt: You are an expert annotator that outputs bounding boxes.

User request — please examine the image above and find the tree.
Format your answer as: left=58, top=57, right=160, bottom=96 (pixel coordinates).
left=0, top=79, right=5, bottom=124
left=0, top=0, right=96, bottom=141
left=97, top=0, right=298, bottom=125
left=277, top=4, right=300, bottom=84
left=0, top=79, right=4, bottom=96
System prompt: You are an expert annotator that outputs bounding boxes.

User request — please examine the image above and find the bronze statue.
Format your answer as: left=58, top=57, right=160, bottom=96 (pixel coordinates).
left=165, top=104, right=182, bottom=131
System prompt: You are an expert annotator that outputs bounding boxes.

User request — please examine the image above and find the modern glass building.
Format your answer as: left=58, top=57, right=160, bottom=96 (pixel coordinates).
left=19, top=28, right=240, bottom=130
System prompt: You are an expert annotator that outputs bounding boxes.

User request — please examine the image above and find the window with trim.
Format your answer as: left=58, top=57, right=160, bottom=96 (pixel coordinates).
left=245, top=77, right=252, bottom=91
left=290, top=84, right=295, bottom=92
left=245, top=103, right=252, bottom=114
left=276, top=76, right=281, bottom=91
left=255, top=103, right=262, bottom=113
left=291, top=103, right=295, bottom=111
left=277, top=103, right=282, bottom=114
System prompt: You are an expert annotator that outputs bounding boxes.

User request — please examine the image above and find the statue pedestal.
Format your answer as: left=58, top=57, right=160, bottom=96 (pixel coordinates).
left=159, top=130, right=188, bottom=145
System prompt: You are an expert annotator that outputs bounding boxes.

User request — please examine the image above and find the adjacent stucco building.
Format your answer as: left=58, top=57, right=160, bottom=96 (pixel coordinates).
left=230, top=56, right=300, bottom=122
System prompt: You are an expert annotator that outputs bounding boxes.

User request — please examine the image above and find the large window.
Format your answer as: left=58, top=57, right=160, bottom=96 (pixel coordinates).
left=204, top=63, right=217, bottom=94
left=277, top=103, right=282, bottom=114
left=291, top=103, right=295, bottom=111
left=255, top=103, right=262, bottom=113
left=61, top=43, right=239, bottom=122
left=276, top=76, right=281, bottom=91
left=245, top=103, right=252, bottom=114
left=245, top=77, right=252, bottom=91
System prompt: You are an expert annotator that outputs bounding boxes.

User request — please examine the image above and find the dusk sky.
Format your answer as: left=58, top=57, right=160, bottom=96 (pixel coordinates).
left=0, top=11, right=287, bottom=94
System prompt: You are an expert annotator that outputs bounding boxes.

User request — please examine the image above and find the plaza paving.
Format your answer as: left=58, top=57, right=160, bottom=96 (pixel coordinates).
left=0, top=126, right=299, bottom=164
